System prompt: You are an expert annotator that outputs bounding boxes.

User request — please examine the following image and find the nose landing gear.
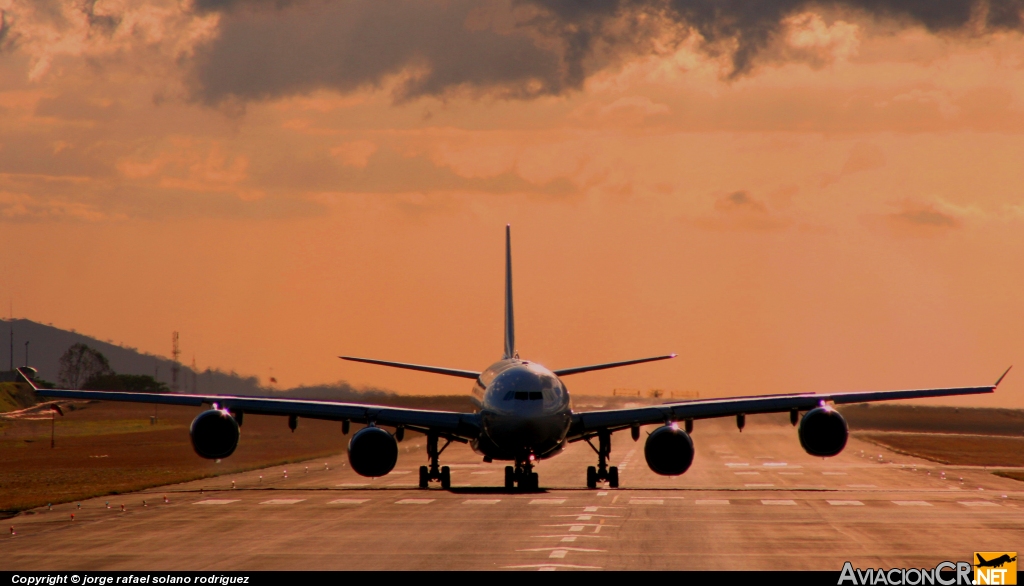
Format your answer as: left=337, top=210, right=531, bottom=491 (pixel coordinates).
left=585, top=430, right=619, bottom=489
left=418, top=433, right=452, bottom=489
left=504, top=457, right=539, bottom=491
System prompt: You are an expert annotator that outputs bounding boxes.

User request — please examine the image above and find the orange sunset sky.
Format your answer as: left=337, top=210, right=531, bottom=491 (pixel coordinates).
left=1, top=0, right=1024, bottom=407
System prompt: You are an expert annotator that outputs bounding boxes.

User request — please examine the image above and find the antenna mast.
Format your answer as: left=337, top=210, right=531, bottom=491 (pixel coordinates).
left=171, top=331, right=180, bottom=392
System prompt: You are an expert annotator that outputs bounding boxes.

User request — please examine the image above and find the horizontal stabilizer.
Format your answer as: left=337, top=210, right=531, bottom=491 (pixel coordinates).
left=553, top=354, right=676, bottom=377
left=339, top=356, right=480, bottom=380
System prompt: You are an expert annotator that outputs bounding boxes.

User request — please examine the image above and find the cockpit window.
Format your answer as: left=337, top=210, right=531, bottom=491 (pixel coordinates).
left=503, top=391, right=515, bottom=401
left=528, top=392, right=543, bottom=400
left=514, top=392, right=529, bottom=400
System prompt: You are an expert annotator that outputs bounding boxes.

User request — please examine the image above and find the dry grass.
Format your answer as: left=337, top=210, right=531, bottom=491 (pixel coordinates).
left=857, top=432, right=1024, bottom=467
left=0, top=400, right=404, bottom=512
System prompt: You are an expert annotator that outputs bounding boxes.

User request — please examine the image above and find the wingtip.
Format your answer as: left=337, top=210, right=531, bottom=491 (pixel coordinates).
left=995, top=365, right=1012, bottom=387
left=669, top=353, right=678, bottom=359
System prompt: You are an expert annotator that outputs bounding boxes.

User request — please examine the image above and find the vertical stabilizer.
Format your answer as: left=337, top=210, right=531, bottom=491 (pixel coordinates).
left=503, top=225, right=516, bottom=359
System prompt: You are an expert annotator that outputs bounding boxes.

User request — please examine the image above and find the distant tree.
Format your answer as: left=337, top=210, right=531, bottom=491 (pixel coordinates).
left=83, top=373, right=168, bottom=393
left=57, top=344, right=112, bottom=389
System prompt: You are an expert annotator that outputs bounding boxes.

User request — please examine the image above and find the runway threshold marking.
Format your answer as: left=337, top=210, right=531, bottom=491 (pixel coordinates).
left=395, top=499, right=435, bottom=505
left=328, top=499, right=369, bottom=505
left=958, top=501, right=999, bottom=507
left=695, top=499, right=730, bottom=505
left=463, top=499, right=501, bottom=505
left=761, top=499, right=798, bottom=506
left=259, top=499, right=306, bottom=505
left=193, top=499, right=239, bottom=505
left=827, top=500, right=864, bottom=506
left=892, top=501, right=932, bottom=506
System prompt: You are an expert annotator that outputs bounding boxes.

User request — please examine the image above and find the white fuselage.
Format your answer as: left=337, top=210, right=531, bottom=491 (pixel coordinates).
left=470, top=359, right=573, bottom=461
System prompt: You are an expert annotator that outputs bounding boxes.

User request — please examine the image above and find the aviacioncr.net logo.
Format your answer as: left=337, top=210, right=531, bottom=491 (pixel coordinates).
left=838, top=562, right=973, bottom=585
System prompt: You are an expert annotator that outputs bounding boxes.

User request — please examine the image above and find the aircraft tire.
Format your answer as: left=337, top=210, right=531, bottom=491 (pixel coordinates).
left=608, top=466, right=619, bottom=488
left=586, top=466, right=597, bottom=489
left=528, top=472, right=539, bottom=491
left=440, top=466, right=451, bottom=489
left=504, top=466, right=515, bottom=489
left=419, top=466, right=429, bottom=489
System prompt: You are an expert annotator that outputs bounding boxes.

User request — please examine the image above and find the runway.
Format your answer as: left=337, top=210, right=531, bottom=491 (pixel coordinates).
left=2, top=417, right=1021, bottom=570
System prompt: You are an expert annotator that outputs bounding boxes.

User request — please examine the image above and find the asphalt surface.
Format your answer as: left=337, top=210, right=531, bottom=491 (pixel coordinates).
left=2, top=417, right=1021, bottom=570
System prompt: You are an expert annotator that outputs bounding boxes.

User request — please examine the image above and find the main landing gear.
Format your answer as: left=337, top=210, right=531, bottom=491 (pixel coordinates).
left=504, top=458, right=539, bottom=491
left=585, top=430, right=619, bottom=489
left=418, top=433, right=451, bottom=489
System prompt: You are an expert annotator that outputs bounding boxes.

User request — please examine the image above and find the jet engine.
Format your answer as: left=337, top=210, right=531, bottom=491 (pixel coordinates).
left=347, top=426, right=399, bottom=477
left=798, top=407, right=848, bottom=457
left=644, top=425, right=695, bottom=476
left=190, top=410, right=240, bottom=459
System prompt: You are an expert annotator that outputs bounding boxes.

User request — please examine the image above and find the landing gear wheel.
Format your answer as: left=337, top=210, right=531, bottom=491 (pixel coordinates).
left=504, top=466, right=515, bottom=489
left=528, top=472, right=539, bottom=491
left=440, top=466, right=451, bottom=489
left=608, top=466, right=619, bottom=488
left=419, top=465, right=429, bottom=489
left=586, top=466, right=597, bottom=489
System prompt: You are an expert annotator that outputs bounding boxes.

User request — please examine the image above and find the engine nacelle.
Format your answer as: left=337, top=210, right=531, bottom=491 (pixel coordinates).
left=644, top=425, right=695, bottom=476
left=798, top=407, right=848, bottom=457
left=190, top=410, right=240, bottom=459
left=347, top=426, right=398, bottom=477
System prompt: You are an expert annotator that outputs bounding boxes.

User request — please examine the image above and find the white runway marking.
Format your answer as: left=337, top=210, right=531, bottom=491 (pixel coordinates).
left=549, top=550, right=567, bottom=558
left=502, top=564, right=602, bottom=569
left=338, top=483, right=368, bottom=487
left=395, top=499, right=434, bottom=505
left=596, top=492, right=608, bottom=496
left=470, top=471, right=495, bottom=475
left=259, top=499, right=306, bottom=505
left=463, top=499, right=501, bottom=505
left=193, top=499, right=239, bottom=505
left=629, top=498, right=664, bottom=505
left=695, top=499, right=730, bottom=505
left=827, top=500, right=864, bottom=506
left=561, top=537, right=576, bottom=542
left=389, top=471, right=411, bottom=475
left=892, top=501, right=932, bottom=506
left=745, top=483, right=775, bottom=487
left=762, top=462, right=789, bottom=467
left=328, top=499, right=369, bottom=505
left=569, top=525, right=584, bottom=532
left=725, top=463, right=750, bottom=467
left=583, top=506, right=599, bottom=512
left=735, top=472, right=760, bottom=476
left=778, top=472, right=804, bottom=475
left=530, top=499, right=566, bottom=505
left=762, top=499, right=797, bottom=506
left=958, top=501, right=999, bottom=507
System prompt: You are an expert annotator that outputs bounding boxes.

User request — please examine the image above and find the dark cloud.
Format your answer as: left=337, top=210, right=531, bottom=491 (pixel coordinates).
left=715, top=190, right=769, bottom=213
left=186, top=0, right=1024, bottom=104
left=888, top=204, right=961, bottom=228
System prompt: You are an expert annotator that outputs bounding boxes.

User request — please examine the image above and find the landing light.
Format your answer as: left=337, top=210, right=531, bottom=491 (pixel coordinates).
left=528, top=454, right=536, bottom=462
left=669, top=421, right=680, bottom=430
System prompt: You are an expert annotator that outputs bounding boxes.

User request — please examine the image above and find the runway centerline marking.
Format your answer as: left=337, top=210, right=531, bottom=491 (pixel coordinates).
left=328, top=499, right=369, bottom=505
left=502, top=564, right=601, bottom=569
left=395, top=499, right=434, bottom=505
left=193, top=499, right=239, bottom=505
left=695, top=499, right=730, bottom=505
left=958, top=501, right=999, bottom=507
left=530, top=499, right=566, bottom=505
left=892, top=501, right=932, bottom=506
left=827, top=500, right=864, bottom=506
left=762, top=499, right=797, bottom=506
left=259, top=499, right=306, bottom=505
left=629, top=499, right=664, bottom=505
left=462, top=499, right=501, bottom=505
left=470, top=471, right=495, bottom=475
left=584, top=506, right=599, bottom=512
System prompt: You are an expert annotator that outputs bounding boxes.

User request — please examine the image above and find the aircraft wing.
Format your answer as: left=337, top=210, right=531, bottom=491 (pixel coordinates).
left=17, top=369, right=480, bottom=441
left=567, top=368, right=1010, bottom=439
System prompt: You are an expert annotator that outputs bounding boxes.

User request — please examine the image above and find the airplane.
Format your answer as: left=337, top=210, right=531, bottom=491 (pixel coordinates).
left=16, top=226, right=1012, bottom=491
left=976, top=554, right=1016, bottom=568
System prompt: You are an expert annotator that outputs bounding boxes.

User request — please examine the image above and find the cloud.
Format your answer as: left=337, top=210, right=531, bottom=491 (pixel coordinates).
left=692, top=190, right=791, bottom=231
left=179, top=0, right=1024, bottom=106
left=863, top=200, right=966, bottom=235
